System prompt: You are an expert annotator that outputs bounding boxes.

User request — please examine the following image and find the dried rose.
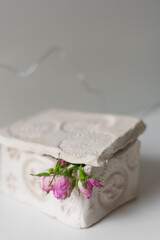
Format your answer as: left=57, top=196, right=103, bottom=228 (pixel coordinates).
left=78, top=178, right=103, bottom=199
left=52, top=176, right=73, bottom=200
left=31, top=154, right=104, bottom=200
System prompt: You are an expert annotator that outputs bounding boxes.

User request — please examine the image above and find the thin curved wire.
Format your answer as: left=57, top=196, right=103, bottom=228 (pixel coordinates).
left=0, top=46, right=100, bottom=94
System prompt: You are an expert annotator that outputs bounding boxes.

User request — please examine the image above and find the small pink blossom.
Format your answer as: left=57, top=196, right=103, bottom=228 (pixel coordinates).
left=78, top=178, right=103, bottom=199
left=42, top=175, right=73, bottom=199
left=52, top=176, right=73, bottom=200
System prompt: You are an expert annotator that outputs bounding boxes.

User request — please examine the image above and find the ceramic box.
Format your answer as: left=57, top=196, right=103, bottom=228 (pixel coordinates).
left=0, top=109, right=146, bottom=228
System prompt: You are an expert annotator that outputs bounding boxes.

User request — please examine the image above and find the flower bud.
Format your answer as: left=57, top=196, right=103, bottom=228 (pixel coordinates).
left=78, top=178, right=103, bottom=199
left=52, top=176, right=73, bottom=200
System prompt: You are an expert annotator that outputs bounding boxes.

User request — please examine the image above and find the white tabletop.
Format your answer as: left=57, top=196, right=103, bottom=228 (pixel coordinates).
left=0, top=109, right=159, bottom=240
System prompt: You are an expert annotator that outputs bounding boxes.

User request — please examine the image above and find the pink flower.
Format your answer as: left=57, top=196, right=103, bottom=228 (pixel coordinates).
left=42, top=174, right=55, bottom=193
left=78, top=178, right=103, bottom=199
left=52, top=176, right=73, bottom=200
left=42, top=175, right=73, bottom=199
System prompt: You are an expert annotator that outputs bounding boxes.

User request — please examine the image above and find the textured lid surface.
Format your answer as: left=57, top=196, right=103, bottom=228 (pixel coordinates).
left=0, top=108, right=146, bottom=166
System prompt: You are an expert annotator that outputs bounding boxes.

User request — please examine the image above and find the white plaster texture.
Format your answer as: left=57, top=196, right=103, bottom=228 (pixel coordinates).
left=0, top=109, right=146, bottom=228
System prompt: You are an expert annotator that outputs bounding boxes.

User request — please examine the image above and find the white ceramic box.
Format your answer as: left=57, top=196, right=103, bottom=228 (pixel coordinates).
left=0, top=109, right=146, bottom=228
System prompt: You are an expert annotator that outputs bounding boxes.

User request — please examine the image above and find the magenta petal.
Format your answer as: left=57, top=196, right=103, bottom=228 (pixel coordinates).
left=86, top=180, right=94, bottom=191
left=42, top=176, right=46, bottom=190
left=78, top=180, right=93, bottom=199
left=54, top=177, right=68, bottom=189
left=53, top=189, right=66, bottom=199
left=89, top=178, right=103, bottom=188
left=42, top=176, right=53, bottom=192
left=52, top=176, right=73, bottom=199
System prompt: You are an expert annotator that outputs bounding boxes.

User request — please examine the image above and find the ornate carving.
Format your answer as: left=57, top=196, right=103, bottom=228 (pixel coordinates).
left=98, top=165, right=128, bottom=210
left=8, top=121, right=59, bottom=141
left=7, top=147, right=20, bottom=160
left=23, top=158, right=47, bottom=201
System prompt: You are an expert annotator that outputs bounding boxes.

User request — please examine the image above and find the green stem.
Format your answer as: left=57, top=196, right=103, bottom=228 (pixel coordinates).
left=67, top=165, right=80, bottom=175
left=60, top=162, right=70, bottom=168
left=79, top=164, right=87, bottom=179
left=49, top=174, right=55, bottom=186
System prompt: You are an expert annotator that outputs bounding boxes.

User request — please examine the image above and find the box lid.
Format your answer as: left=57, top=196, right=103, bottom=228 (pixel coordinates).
left=0, top=108, right=146, bottom=167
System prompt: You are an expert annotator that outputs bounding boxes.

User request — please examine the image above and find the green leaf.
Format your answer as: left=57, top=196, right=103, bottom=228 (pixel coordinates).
left=67, top=165, right=79, bottom=176
left=81, top=179, right=88, bottom=190
left=54, top=160, right=60, bottom=172
left=75, top=179, right=80, bottom=194
left=44, top=154, right=56, bottom=160
left=48, top=168, right=54, bottom=173
left=30, top=172, right=50, bottom=177
left=60, top=170, right=70, bottom=177
left=79, top=164, right=87, bottom=179
left=85, top=175, right=91, bottom=179
left=68, top=179, right=76, bottom=196
left=59, top=162, right=70, bottom=168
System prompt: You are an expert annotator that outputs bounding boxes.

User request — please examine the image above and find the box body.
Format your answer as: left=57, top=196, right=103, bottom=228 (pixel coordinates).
left=0, top=140, right=140, bottom=228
